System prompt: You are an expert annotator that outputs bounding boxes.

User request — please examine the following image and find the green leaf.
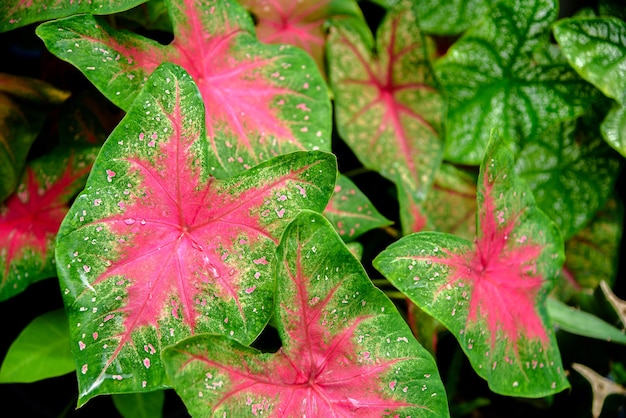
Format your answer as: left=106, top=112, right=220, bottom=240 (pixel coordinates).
left=554, top=17, right=626, bottom=157
left=374, top=131, right=569, bottom=397
left=328, top=1, right=443, bottom=234
left=436, top=0, right=591, bottom=164
left=0, top=309, right=74, bottom=383
left=112, top=390, right=165, bottom=418
left=415, top=0, right=490, bottom=35
left=0, top=73, right=71, bottom=201
left=547, top=298, right=626, bottom=345
left=323, top=174, right=392, bottom=241
left=0, top=0, right=147, bottom=32
left=163, top=211, right=449, bottom=417
left=54, top=63, right=336, bottom=405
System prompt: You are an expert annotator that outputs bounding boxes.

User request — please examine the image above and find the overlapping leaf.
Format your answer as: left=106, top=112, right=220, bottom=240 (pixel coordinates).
left=54, top=63, right=336, bottom=404
left=163, top=211, right=448, bottom=417
left=328, top=2, right=443, bottom=234
left=36, top=0, right=331, bottom=178
left=0, top=73, right=71, bottom=201
left=554, top=16, right=626, bottom=157
left=0, top=0, right=146, bottom=32
left=414, top=0, right=489, bottom=35
left=374, top=132, right=569, bottom=397
left=435, top=0, right=591, bottom=164
left=0, top=146, right=96, bottom=301
left=324, top=174, right=392, bottom=241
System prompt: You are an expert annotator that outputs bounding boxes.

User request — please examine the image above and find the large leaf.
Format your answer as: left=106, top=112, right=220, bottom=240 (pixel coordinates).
left=0, top=73, right=71, bottom=201
left=323, top=174, right=392, bottom=241
left=163, top=210, right=449, bottom=417
left=414, top=0, right=489, bottom=35
left=515, top=114, right=622, bottom=240
left=0, top=0, right=147, bottom=32
left=554, top=17, right=626, bottom=157
left=54, top=63, right=336, bottom=405
left=36, top=0, right=331, bottom=178
left=0, top=146, right=96, bottom=301
left=328, top=2, right=443, bottom=234
left=240, top=0, right=366, bottom=77
left=0, top=309, right=74, bottom=383
left=374, top=131, right=569, bottom=397
left=435, top=0, right=591, bottom=164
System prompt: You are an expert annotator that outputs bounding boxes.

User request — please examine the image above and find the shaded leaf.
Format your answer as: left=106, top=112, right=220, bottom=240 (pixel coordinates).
left=0, top=309, right=74, bottom=383
left=0, top=73, right=71, bottom=201
left=328, top=2, right=443, bottom=234
left=435, top=0, right=591, bottom=164
left=163, top=210, right=449, bottom=417
left=0, top=146, right=96, bottom=301
left=36, top=0, right=331, bottom=178
left=112, top=390, right=165, bottom=418
left=0, top=0, right=147, bottom=32
left=374, top=131, right=569, bottom=397
left=54, top=63, right=336, bottom=404
left=324, top=174, right=392, bottom=241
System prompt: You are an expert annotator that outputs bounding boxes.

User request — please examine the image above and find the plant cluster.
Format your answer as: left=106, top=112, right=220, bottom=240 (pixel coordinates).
left=0, top=0, right=625, bottom=417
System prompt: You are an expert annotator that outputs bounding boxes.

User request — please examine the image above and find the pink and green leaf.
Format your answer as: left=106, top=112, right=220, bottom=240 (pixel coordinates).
left=36, top=0, right=331, bottom=178
left=0, top=0, right=147, bottom=32
left=434, top=0, right=593, bottom=165
left=0, top=146, right=96, bottom=302
left=240, top=0, right=366, bottom=77
left=324, top=174, right=392, bottom=241
left=374, top=131, right=569, bottom=397
left=54, top=63, right=336, bottom=405
left=327, top=2, right=443, bottom=235
left=163, top=210, right=449, bottom=417
left=0, top=73, right=71, bottom=201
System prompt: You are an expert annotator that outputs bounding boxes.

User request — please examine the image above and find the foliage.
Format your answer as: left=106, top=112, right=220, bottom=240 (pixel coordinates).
left=0, top=0, right=625, bottom=417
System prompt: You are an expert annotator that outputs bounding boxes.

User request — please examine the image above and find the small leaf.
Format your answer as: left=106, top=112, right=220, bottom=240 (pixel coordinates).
left=0, top=0, right=147, bottom=32
left=547, top=298, right=626, bottom=345
left=324, top=174, right=392, bottom=241
left=436, top=0, right=591, bottom=164
left=0, top=309, right=74, bottom=383
left=54, top=63, right=336, bottom=404
left=374, top=131, right=569, bottom=397
left=36, top=0, right=331, bottom=177
left=163, top=210, right=449, bottom=417
left=0, top=146, right=96, bottom=301
left=112, top=390, right=165, bottom=418
left=328, top=2, right=443, bottom=234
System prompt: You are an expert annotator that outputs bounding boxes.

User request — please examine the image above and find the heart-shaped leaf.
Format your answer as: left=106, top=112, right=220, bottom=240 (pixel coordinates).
left=36, top=0, right=331, bottom=177
left=163, top=210, right=449, bottom=417
left=0, top=0, right=147, bottom=32
left=54, top=63, right=336, bottom=404
left=554, top=16, right=626, bottom=157
left=328, top=1, right=443, bottom=234
left=324, top=174, right=392, bottom=241
left=0, top=146, right=96, bottom=301
left=435, top=0, right=592, bottom=164
left=374, top=131, right=569, bottom=397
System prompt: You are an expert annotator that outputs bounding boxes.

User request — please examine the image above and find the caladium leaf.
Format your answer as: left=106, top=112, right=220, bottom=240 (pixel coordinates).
left=0, top=73, right=71, bottom=201
left=54, top=63, right=336, bottom=404
left=36, top=0, right=331, bottom=178
left=324, top=174, right=392, bottom=241
left=554, top=17, right=626, bottom=157
left=374, top=132, right=569, bottom=397
left=328, top=2, right=443, bottom=234
left=435, top=0, right=592, bottom=165
left=515, top=114, right=622, bottom=240
left=414, top=0, right=489, bottom=35
left=240, top=0, right=366, bottom=77
left=0, top=0, right=147, bottom=32
left=162, top=210, right=449, bottom=417
left=0, top=146, right=96, bottom=302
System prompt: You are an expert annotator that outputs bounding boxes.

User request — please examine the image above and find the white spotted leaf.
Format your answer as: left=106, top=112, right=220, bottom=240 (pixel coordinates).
left=374, top=131, right=569, bottom=397
left=54, top=63, right=336, bottom=405
left=163, top=210, right=449, bottom=417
